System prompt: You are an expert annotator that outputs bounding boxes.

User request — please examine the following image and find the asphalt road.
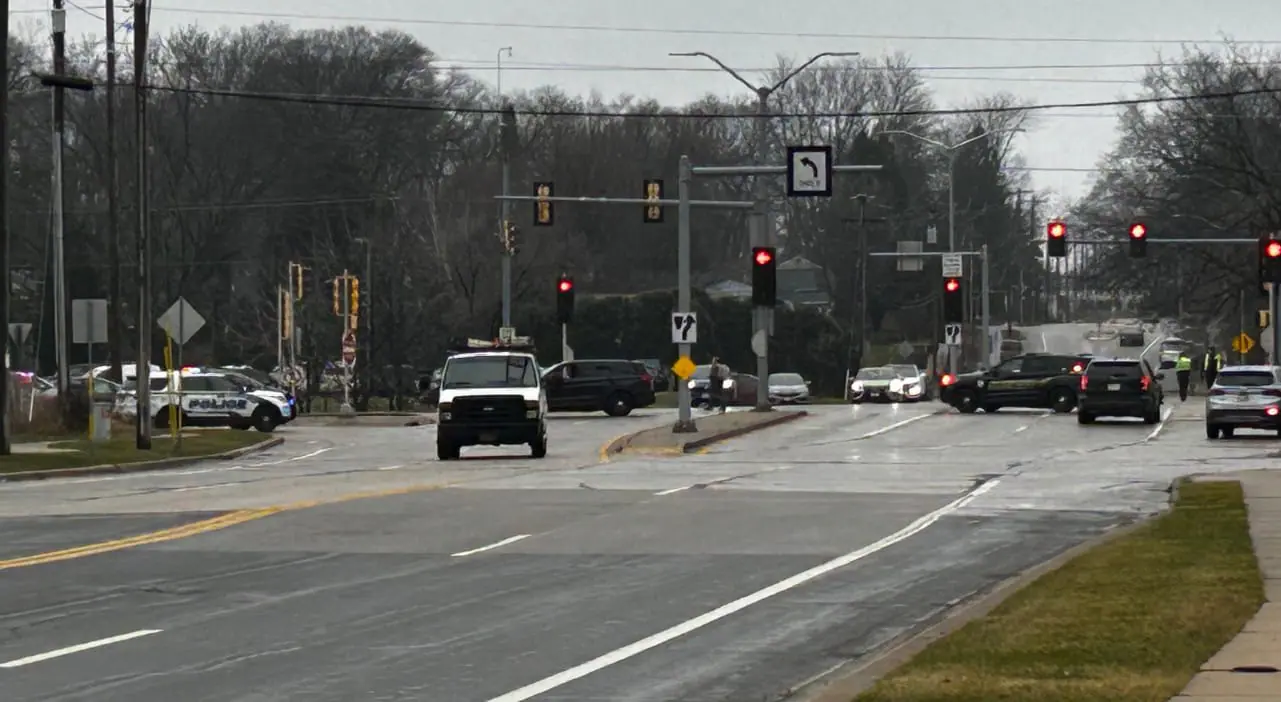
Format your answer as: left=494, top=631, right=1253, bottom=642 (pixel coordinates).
left=2, top=343, right=1276, bottom=701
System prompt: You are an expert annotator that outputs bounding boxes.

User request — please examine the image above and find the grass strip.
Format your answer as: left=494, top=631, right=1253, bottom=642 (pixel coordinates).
left=0, top=431, right=270, bottom=473
left=856, top=480, right=1265, bottom=702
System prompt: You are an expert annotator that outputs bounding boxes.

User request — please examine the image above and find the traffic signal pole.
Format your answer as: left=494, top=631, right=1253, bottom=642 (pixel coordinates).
left=870, top=248, right=992, bottom=368
left=496, top=186, right=754, bottom=433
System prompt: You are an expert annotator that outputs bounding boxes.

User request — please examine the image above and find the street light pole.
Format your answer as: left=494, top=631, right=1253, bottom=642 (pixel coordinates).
left=496, top=46, right=514, bottom=329
left=0, top=0, right=9, bottom=455
left=670, top=51, right=858, bottom=411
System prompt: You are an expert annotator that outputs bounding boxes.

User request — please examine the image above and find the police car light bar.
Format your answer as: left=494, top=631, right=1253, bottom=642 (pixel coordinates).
left=447, top=336, right=537, bottom=354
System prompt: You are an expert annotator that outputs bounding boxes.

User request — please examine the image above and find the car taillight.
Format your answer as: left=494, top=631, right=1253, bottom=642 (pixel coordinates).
left=1268, top=406, right=1280, bottom=417
left=1263, top=389, right=1281, bottom=397
left=1080, top=375, right=1088, bottom=391
left=1209, top=388, right=1227, bottom=396
left=639, top=373, right=652, bottom=386
left=1140, top=376, right=1150, bottom=391
left=940, top=374, right=956, bottom=386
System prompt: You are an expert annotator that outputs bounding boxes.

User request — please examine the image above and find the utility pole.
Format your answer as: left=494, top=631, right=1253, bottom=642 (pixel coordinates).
left=133, top=0, right=151, bottom=449
left=0, top=0, right=11, bottom=455
left=499, top=103, right=516, bottom=327
left=51, top=0, right=69, bottom=399
left=105, top=0, right=123, bottom=382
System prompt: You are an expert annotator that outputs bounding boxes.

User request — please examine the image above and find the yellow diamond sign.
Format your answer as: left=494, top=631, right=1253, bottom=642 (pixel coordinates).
left=1233, top=332, right=1255, bottom=355
left=671, top=355, right=696, bottom=380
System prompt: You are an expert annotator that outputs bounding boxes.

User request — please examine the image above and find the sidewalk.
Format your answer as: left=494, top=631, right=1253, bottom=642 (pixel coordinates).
left=1172, top=469, right=1281, bottom=700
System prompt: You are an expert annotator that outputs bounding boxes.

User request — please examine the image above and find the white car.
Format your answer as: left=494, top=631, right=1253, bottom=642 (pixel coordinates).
left=888, top=364, right=931, bottom=401
left=1205, top=365, right=1281, bottom=439
left=767, top=372, right=810, bottom=404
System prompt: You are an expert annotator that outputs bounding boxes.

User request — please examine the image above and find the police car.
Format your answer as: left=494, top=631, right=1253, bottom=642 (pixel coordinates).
left=117, top=369, right=291, bottom=432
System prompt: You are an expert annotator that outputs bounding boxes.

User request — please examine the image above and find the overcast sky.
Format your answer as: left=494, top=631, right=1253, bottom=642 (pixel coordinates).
left=15, top=0, right=1280, bottom=213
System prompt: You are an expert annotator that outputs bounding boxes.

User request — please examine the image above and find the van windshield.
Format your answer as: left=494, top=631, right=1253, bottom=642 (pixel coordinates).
left=443, top=355, right=538, bottom=389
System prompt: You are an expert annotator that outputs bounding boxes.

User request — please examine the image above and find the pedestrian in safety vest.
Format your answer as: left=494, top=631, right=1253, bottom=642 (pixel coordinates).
left=1175, top=353, right=1192, bottom=401
left=1202, top=347, right=1224, bottom=391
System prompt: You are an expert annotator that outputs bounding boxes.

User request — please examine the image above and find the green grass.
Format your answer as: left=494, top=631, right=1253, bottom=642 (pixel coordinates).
left=0, top=430, right=272, bottom=473
left=855, top=480, right=1264, bottom=702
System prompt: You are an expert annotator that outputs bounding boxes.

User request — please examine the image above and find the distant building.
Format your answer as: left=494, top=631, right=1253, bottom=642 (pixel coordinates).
left=777, top=256, right=831, bottom=310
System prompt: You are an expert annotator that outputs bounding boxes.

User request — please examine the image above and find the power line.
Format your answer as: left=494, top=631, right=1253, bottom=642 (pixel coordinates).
left=145, top=6, right=1281, bottom=46
left=439, top=59, right=1281, bottom=74
left=142, top=83, right=1281, bottom=120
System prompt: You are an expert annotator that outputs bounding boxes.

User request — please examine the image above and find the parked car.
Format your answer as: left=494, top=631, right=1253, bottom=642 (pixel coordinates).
left=689, top=366, right=760, bottom=407
left=634, top=358, right=671, bottom=392
left=849, top=366, right=900, bottom=403
left=767, top=372, right=810, bottom=404
left=541, top=359, right=656, bottom=416
left=1118, top=327, right=1146, bottom=347
left=888, top=364, right=931, bottom=401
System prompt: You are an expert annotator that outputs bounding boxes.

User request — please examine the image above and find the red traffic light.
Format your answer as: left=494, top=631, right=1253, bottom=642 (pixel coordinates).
left=1047, top=221, right=1065, bottom=238
left=557, top=278, right=573, bottom=292
left=1129, top=223, right=1146, bottom=239
left=754, top=249, right=773, bottom=266
left=1267, top=241, right=1281, bottom=258
left=944, top=278, right=960, bottom=292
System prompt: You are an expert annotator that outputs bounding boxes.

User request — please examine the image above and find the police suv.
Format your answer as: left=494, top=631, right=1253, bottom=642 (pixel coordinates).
left=118, top=368, right=292, bottom=432
left=433, top=337, right=548, bottom=460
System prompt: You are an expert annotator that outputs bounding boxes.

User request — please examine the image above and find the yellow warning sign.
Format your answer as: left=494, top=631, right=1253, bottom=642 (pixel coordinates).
left=1232, top=332, right=1255, bottom=354
left=671, top=355, right=696, bottom=380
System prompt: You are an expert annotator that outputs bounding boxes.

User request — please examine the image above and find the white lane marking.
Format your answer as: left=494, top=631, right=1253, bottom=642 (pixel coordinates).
left=1145, top=406, right=1174, bottom=442
left=1040, top=331, right=1049, bottom=352
left=450, top=534, right=531, bottom=558
left=0, top=629, right=163, bottom=668
left=1014, top=424, right=1029, bottom=433
left=856, top=412, right=934, bottom=439
left=376, top=464, right=403, bottom=471
left=654, top=486, right=689, bottom=496
left=249, top=447, right=331, bottom=467
left=485, top=479, right=1002, bottom=702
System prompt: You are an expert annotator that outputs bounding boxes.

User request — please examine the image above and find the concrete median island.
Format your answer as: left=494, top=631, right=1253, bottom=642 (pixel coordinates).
left=828, top=480, right=1263, bottom=702
left=603, top=408, right=807, bottom=458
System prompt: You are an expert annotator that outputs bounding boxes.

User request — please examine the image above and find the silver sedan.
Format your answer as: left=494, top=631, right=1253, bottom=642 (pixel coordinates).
left=1205, top=365, right=1281, bottom=439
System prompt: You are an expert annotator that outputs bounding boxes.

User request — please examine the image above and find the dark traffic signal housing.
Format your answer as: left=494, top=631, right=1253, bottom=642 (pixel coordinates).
left=751, top=246, right=777, bottom=307
left=556, top=274, right=574, bottom=323
left=942, top=277, right=964, bottom=323
left=1046, top=220, right=1066, bottom=257
left=1128, top=222, right=1147, bottom=257
left=1260, top=236, right=1281, bottom=285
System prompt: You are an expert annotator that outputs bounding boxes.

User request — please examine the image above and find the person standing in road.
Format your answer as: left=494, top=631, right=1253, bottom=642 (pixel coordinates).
left=708, top=357, right=725, bottom=413
left=1175, top=352, right=1193, bottom=401
left=1202, top=346, right=1224, bottom=391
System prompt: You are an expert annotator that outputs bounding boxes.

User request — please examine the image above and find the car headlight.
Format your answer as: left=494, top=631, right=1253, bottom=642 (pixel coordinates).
left=905, top=382, right=922, bottom=395
left=889, top=379, right=903, bottom=392
left=525, top=410, right=539, bottom=419
left=438, top=402, right=451, bottom=421
left=688, top=379, right=697, bottom=390
left=851, top=381, right=864, bottom=392
left=723, top=379, right=735, bottom=389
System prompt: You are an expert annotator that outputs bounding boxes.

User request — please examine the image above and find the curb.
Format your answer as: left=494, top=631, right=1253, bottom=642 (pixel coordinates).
left=602, top=410, right=808, bottom=460
left=795, top=515, right=1150, bottom=702
left=0, top=436, right=285, bottom=482
left=300, top=412, right=424, bottom=418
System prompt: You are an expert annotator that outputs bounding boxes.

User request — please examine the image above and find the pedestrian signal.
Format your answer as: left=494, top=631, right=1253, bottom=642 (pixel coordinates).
left=643, top=179, right=664, bottom=223
left=533, top=181, right=554, bottom=226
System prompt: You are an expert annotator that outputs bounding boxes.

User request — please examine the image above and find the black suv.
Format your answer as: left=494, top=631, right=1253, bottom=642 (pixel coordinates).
left=541, top=360, right=657, bottom=416
left=1077, top=357, right=1163, bottom=424
left=941, top=352, right=1091, bottom=414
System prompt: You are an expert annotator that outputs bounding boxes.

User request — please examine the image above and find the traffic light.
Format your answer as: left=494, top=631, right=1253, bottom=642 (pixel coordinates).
left=500, top=220, right=519, bottom=254
left=349, top=277, right=360, bottom=330
left=1046, top=220, right=1066, bottom=257
left=643, top=179, right=664, bottom=223
left=1260, top=236, right=1281, bottom=284
left=331, top=277, right=342, bottom=316
left=280, top=287, right=292, bottom=340
left=533, top=181, right=554, bottom=226
left=293, top=263, right=304, bottom=300
left=556, top=274, right=574, bottom=324
left=942, top=277, right=964, bottom=323
left=1128, top=222, right=1147, bottom=257
left=751, top=246, right=777, bottom=306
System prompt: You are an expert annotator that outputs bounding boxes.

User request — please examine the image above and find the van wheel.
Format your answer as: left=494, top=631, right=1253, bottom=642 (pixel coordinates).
left=437, top=440, right=460, bottom=460
left=1050, top=389, right=1076, bottom=413
left=604, top=392, right=633, bottom=417
left=252, top=407, right=279, bottom=433
left=530, top=432, right=548, bottom=458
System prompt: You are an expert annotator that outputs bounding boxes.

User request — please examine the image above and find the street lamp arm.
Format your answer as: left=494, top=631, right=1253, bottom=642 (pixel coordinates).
left=669, top=51, right=759, bottom=94
left=953, top=127, right=1024, bottom=150
left=879, top=129, right=947, bottom=150
left=768, top=51, right=859, bottom=94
